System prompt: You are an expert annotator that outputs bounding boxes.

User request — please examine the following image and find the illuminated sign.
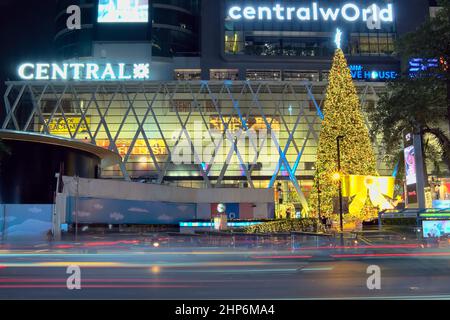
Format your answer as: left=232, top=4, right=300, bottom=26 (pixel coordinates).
left=227, top=2, right=394, bottom=29
left=349, top=65, right=397, bottom=81
left=97, top=139, right=167, bottom=157
left=98, top=0, right=149, bottom=23
left=403, top=131, right=419, bottom=207
left=41, top=116, right=90, bottom=135
left=209, top=116, right=281, bottom=132
left=409, top=58, right=440, bottom=77
left=18, top=63, right=150, bottom=81
left=171, top=100, right=219, bottom=114
left=404, top=145, right=417, bottom=186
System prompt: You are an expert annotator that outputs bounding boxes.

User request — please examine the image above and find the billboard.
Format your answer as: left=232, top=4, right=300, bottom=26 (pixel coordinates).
left=41, top=116, right=90, bottom=136
left=226, top=1, right=395, bottom=31
left=423, top=220, right=450, bottom=238
left=98, top=0, right=149, bottom=23
left=67, top=197, right=196, bottom=225
left=404, top=145, right=417, bottom=186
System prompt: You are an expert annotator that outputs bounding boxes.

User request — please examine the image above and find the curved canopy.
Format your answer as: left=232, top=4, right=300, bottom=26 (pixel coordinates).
left=0, top=130, right=121, bottom=168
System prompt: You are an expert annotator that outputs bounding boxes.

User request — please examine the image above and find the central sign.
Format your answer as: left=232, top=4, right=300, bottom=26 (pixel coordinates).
left=228, top=2, right=394, bottom=28
left=17, top=63, right=150, bottom=81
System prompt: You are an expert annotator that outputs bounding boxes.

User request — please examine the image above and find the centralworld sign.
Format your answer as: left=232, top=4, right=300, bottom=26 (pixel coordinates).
left=227, top=2, right=394, bottom=29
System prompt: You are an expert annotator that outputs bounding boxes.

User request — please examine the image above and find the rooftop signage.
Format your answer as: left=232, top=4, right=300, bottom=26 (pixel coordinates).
left=349, top=65, right=398, bottom=81
left=17, top=63, right=150, bottom=81
left=227, top=2, right=394, bottom=29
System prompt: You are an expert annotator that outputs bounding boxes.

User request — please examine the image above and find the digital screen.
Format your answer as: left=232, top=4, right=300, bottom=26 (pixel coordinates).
left=433, top=200, right=450, bottom=210
left=98, top=0, right=149, bottom=23
left=404, top=145, right=417, bottom=186
left=423, top=220, right=450, bottom=238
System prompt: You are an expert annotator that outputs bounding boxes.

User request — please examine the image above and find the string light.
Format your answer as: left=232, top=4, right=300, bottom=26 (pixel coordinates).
left=309, top=48, right=378, bottom=222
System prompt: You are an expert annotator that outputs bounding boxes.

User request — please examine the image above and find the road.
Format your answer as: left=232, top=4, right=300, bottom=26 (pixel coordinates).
left=1, top=235, right=450, bottom=299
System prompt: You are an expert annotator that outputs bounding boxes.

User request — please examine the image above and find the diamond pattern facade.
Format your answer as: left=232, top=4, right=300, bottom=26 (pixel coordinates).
left=2, top=80, right=389, bottom=211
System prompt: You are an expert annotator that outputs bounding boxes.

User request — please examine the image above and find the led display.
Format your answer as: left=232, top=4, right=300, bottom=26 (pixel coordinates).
left=98, top=0, right=149, bottom=23
left=423, top=220, right=450, bottom=238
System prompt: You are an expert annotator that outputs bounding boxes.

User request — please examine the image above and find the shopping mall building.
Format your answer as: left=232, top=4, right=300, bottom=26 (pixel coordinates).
left=1, top=0, right=438, bottom=217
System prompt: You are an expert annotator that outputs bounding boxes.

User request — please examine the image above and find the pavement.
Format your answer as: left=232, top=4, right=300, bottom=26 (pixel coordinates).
left=0, top=233, right=450, bottom=299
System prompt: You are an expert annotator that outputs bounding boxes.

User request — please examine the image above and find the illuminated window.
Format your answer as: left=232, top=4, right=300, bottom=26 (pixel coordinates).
left=349, top=33, right=395, bottom=56
left=321, top=71, right=330, bottom=81
left=41, top=99, right=77, bottom=114
left=246, top=70, right=281, bottom=81
left=225, top=31, right=244, bottom=54
left=283, top=70, right=319, bottom=81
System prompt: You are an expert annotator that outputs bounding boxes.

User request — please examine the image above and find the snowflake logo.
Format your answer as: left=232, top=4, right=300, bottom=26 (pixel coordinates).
left=133, top=63, right=150, bottom=80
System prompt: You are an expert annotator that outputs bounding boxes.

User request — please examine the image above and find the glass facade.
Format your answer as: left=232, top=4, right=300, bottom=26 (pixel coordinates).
left=3, top=81, right=391, bottom=196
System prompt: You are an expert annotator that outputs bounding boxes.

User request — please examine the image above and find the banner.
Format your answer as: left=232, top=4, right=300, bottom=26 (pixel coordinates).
left=42, top=116, right=90, bottom=136
left=97, top=139, right=167, bottom=157
left=342, top=175, right=395, bottom=215
left=209, top=116, right=281, bottom=132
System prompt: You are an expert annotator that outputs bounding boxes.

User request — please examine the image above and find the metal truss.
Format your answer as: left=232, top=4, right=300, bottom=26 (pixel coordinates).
left=2, top=80, right=387, bottom=211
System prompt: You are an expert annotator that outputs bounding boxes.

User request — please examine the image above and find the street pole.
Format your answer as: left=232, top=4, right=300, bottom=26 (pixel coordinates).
left=75, top=175, right=79, bottom=242
left=316, top=169, right=322, bottom=216
left=317, top=170, right=322, bottom=233
left=317, top=175, right=321, bottom=218
left=337, top=136, right=344, bottom=246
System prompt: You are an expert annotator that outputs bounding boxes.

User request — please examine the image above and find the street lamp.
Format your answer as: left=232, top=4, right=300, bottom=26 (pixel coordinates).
left=336, top=136, right=345, bottom=246
left=317, top=170, right=321, bottom=218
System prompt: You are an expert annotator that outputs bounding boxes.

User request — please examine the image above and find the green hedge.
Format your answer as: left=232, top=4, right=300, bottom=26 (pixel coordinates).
left=381, top=218, right=417, bottom=226
left=241, top=219, right=325, bottom=234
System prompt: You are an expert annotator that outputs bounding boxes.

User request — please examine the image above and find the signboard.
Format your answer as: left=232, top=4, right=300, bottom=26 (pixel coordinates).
left=42, top=116, right=90, bottom=136
left=209, top=116, right=281, bottom=132
left=227, top=2, right=394, bottom=30
left=171, top=100, right=218, bottom=114
left=97, top=139, right=167, bottom=157
left=98, top=0, right=149, bottom=23
left=349, top=65, right=397, bottom=81
left=403, top=132, right=418, bottom=206
left=211, top=203, right=240, bottom=220
left=404, top=145, right=417, bottom=186
left=403, top=130, right=428, bottom=208
left=409, top=58, right=439, bottom=76
left=18, top=63, right=150, bottom=81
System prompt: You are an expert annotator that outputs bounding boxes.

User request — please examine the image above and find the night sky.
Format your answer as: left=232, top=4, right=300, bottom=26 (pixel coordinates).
left=0, top=0, right=55, bottom=121
left=0, top=0, right=437, bottom=122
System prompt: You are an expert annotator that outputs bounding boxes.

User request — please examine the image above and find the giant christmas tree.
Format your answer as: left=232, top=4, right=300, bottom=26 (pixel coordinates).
left=309, top=48, right=378, bottom=221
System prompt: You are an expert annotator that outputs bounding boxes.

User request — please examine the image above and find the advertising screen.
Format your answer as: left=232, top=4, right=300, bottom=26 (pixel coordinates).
left=404, top=145, right=417, bottom=186
left=98, top=0, right=149, bottom=23
left=423, top=220, right=450, bottom=238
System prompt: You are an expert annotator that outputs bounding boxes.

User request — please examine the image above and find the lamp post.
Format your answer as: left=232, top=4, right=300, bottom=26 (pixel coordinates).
left=315, top=166, right=322, bottom=218
left=336, top=135, right=345, bottom=246
left=317, top=171, right=321, bottom=218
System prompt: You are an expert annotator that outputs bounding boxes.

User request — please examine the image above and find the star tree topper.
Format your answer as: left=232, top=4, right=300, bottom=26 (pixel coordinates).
left=334, top=28, right=343, bottom=49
